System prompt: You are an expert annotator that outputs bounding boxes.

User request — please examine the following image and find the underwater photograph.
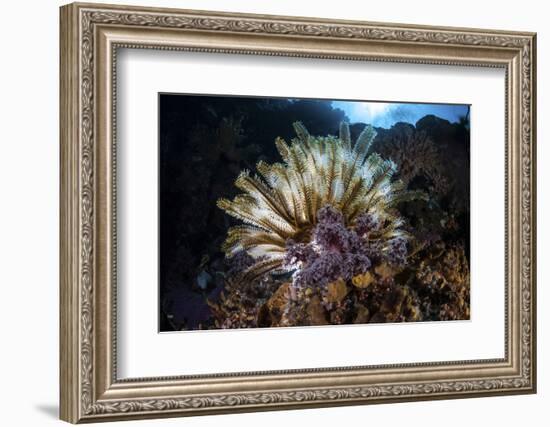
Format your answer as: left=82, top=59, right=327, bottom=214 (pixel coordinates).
left=159, top=94, right=470, bottom=332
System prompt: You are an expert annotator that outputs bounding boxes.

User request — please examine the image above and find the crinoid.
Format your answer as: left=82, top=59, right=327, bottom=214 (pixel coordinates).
left=217, top=121, right=425, bottom=288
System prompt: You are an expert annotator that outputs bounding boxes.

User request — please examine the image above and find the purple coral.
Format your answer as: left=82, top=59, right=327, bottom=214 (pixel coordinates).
left=284, top=205, right=378, bottom=289
left=317, top=204, right=344, bottom=224
left=343, top=252, right=372, bottom=276
left=313, top=206, right=350, bottom=252
left=293, top=253, right=344, bottom=288
left=385, top=236, right=408, bottom=266
left=283, top=240, right=316, bottom=268
left=354, top=212, right=381, bottom=236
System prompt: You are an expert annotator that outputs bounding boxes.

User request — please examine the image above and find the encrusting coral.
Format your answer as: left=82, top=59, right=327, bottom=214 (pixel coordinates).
left=411, top=241, right=470, bottom=321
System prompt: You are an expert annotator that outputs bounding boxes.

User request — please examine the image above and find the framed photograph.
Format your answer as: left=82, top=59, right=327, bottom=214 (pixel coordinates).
left=60, top=2, right=537, bottom=423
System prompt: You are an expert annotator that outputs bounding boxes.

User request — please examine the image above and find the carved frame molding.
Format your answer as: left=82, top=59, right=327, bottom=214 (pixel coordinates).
left=60, top=2, right=536, bottom=423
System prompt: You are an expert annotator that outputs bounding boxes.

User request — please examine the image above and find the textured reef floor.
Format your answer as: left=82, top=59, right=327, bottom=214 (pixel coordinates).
left=159, top=96, right=470, bottom=331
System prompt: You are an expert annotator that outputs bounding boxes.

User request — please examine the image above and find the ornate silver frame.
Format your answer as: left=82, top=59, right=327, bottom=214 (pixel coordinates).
left=60, top=2, right=537, bottom=423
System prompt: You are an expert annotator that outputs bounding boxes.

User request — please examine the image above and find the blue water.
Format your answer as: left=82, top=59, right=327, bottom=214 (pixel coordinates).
left=331, top=100, right=469, bottom=128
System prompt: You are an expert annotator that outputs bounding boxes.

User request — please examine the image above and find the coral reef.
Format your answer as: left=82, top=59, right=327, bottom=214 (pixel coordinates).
left=210, top=122, right=445, bottom=328
left=217, top=122, right=424, bottom=285
left=372, top=124, right=449, bottom=195
left=211, top=239, right=470, bottom=328
left=410, top=241, right=470, bottom=321
left=159, top=94, right=470, bottom=331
